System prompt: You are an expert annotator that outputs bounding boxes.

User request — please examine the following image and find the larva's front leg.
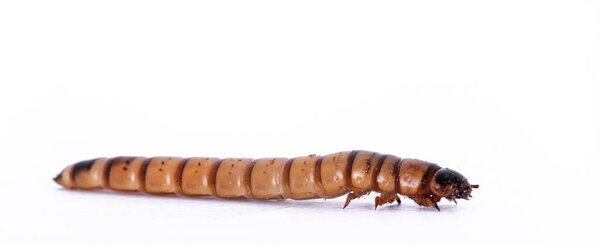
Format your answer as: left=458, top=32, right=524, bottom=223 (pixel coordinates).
left=374, top=193, right=401, bottom=210
left=409, top=195, right=442, bottom=211
left=343, top=190, right=370, bottom=208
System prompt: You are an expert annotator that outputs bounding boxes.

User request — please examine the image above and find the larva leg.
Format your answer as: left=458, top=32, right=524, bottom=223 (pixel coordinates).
left=343, top=190, right=370, bottom=208
left=374, top=193, right=401, bottom=210
left=410, top=195, right=442, bottom=211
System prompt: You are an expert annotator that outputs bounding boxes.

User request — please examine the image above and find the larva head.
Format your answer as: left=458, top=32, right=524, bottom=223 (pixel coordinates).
left=431, top=168, right=478, bottom=201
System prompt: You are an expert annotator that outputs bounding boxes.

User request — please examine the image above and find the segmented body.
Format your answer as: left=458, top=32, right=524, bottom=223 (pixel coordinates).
left=54, top=150, right=441, bottom=203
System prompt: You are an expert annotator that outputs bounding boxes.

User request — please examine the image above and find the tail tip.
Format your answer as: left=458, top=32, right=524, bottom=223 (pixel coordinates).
left=53, top=173, right=63, bottom=186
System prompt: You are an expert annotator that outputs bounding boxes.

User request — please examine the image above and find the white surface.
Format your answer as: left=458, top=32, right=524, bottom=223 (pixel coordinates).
left=1, top=1, right=598, bottom=244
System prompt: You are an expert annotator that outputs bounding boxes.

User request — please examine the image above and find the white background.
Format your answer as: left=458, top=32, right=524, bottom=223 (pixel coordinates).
left=1, top=1, right=598, bottom=244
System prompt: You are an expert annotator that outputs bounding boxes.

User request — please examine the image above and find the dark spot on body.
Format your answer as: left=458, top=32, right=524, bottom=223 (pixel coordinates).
left=159, top=168, right=163, bottom=172
left=194, top=170, right=198, bottom=173
left=71, top=159, right=96, bottom=179
left=123, top=166, right=128, bottom=171
left=161, top=161, right=165, bottom=165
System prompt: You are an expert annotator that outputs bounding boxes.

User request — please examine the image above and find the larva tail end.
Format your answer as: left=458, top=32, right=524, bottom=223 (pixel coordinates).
left=53, top=172, right=67, bottom=188
left=53, top=173, right=61, bottom=184
left=53, top=170, right=71, bottom=189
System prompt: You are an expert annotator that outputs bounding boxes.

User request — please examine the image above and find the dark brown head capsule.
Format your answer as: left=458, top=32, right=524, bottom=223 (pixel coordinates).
left=430, top=168, right=479, bottom=202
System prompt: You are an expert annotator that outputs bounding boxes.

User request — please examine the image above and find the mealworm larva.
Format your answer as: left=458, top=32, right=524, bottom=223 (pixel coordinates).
left=53, top=150, right=478, bottom=210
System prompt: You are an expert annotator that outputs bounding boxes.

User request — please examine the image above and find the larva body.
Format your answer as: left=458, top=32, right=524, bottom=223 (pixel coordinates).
left=54, top=150, right=478, bottom=210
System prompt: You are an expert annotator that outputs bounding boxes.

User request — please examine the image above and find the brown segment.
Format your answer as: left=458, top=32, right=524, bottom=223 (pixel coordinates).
left=71, top=159, right=96, bottom=180
left=394, top=158, right=402, bottom=194
left=139, top=158, right=150, bottom=190
left=418, top=163, right=441, bottom=195
left=398, top=159, right=431, bottom=195
left=345, top=150, right=359, bottom=189
left=376, top=156, right=400, bottom=193
left=250, top=158, right=288, bottom=199
left=144, top=157, right=185, bottom=194
left=174, top=158, right=191, bottom=194
left=350, top=151, right=382, bottom=190
left=72, top=158, right=110, bottom=189
left=313, top=156, right=326, bottom=198
left=280, top=158, right=294, bottom=199
left=371, top=154, right=388, bottom=192
left=288, top=155, right=320, bottom=199
left=108, top=157, right=147, bottom=191
left=101, top=158, right=116, bottom=189
left=215, top=158, right=253, bottom=198
left=244, top=160, right=257, bottom=199
left=180, top=157, right=221, bottom=195
left=320, top=151, right=351, bottom=198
